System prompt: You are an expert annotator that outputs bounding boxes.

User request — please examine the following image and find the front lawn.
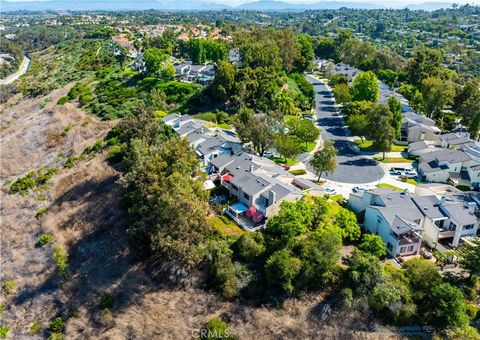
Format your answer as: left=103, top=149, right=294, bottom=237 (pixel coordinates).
left=376, top=183, right=404, bottom=191
left=397, top=178, right=418, bottom=186
left=355, top=139, right=406, bottom=153
left=270, top=156, right=297, bottom=166
left=373, top=157, right=414, bottom=163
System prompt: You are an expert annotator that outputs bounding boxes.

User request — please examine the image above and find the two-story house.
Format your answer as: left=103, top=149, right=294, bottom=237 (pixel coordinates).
left=399, top=112, right=441, bottom=145
left=418, top=149, right=471, bottom=183
left=349, top=189, right=424, bottom=257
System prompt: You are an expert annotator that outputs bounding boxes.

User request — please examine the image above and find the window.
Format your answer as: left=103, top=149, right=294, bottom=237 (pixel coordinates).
left=414, top=219, right=421, bottom=225
left=387, top=242, right=393, bottom=251
left=243, top=193, right=249, bottom=200
left=434, top=219, right=445, bottom=228
left=400, top=246, right=407, bottom=253
left=449, top=222, right=457, bottom=231
left=231, top=184, right=238, bottom=191
left=407, top=245, right=414, bottom=252
left=464, top=224, right=475, bottom=230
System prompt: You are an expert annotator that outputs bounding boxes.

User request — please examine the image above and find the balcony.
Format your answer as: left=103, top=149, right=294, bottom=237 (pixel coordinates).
left=399, top=235, right=421, bottom=245
left=439, top=229, right=456, bottom=238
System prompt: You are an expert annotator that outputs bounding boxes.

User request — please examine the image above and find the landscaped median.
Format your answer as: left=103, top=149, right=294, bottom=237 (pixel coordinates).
left=355, top=139, right=406, bottom=153
left=373, top=156, right=414, bottom=163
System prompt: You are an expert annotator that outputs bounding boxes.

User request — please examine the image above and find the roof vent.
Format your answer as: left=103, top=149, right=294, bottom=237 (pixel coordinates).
left=387, top=196, right=392, bottom=200
left=424, top=207, right=428, bottom=210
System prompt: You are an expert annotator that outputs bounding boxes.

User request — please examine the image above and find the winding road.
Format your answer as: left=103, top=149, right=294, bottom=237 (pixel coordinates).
left=304, top=75, right=384, bottom=184
left=0, top=55, right=30, bottom=85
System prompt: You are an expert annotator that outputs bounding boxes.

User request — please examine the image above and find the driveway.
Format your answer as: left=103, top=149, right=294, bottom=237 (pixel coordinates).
left=304, top=75, right=384, bottom=184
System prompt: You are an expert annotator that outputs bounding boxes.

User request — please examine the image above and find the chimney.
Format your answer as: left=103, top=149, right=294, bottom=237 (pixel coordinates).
left=268, top=191, right=276, bottom=206
left=440, top=196, right=446, bottom=205
left=250, top=164, right=254, bottom=172
left=467, top=202, right=476, bottom=214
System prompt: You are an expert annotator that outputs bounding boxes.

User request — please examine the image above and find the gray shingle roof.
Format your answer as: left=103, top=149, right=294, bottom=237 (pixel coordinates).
left=411, top=195, right=446, bottom=220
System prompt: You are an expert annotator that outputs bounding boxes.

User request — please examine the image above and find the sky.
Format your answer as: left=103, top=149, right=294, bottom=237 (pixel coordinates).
left=4, top=0, right=479, bottom=5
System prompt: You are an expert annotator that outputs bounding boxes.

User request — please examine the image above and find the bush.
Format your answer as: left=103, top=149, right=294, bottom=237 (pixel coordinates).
left=35, top=168, right=58, bottom=186
left=37, top=234, right=54, bottom=246
left=48, top=317, right=64, bottom=334
left=200, top=317, right=235, bottom=340
left=288, top=169, right=307, bottom=176
left=233, top=233, right=266, bottom=262
left=0, top=304, right=4, bottom=315
left=358, top=234, right=387, bottom=258
left=29, top=320, right=42, bottom=334
left=35, top=207, right=48, bottom=220
left=83, top=139, right=104, bottom=155
left=64, top=155, right=83, bottom=169
left=57, top=96, right=69, bottom=105
left=2, top=280, right=16, bottom=294
left=0, top=327, right=9, bottom=339
left=100, top=292, right=115, bottom=309
left=52, top=244, right=68, bottom=276
left=107, top=144, right=125, bottom=163
left=10, top=172, right=36, bottom=195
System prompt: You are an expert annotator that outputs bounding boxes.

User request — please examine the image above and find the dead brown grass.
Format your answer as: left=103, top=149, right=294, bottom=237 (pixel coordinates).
left=0, top=84, right=403, bottom=339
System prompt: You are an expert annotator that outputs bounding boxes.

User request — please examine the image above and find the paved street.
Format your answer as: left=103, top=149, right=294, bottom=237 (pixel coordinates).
left=304, top=75, right=384, bottom=184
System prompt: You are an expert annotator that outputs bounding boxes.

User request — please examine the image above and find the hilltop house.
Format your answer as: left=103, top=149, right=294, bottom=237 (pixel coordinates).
left=211, top=153, right=320, bottom=229
left=349, top=187, right=480, bottom=255
left=162, top=113, right=242, bottom=166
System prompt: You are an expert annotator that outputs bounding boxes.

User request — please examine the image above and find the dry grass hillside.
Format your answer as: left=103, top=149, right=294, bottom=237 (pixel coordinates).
left=0, top=85, right=403, bottom=339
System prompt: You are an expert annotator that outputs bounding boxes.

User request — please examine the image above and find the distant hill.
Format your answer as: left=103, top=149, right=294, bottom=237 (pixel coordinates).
left=0, top=0, right=456, bottom=12
left=237, top=0, right=383, bottom=11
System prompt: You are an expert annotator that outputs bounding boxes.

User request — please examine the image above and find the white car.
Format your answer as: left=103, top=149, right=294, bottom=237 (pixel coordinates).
left=404, top=171, right=418, bottom=179
left=324, top=188, right=337, bottom=195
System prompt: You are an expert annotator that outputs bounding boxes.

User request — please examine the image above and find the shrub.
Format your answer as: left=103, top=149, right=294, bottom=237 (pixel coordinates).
left=37, top=194, right=47, bottom=201
left=358, top=234, right=387, bottom=258
left=61, top=124, right=73, bottom=136
left=35, top=207, right=48, bottom=220
left=52, top=244, right=68, bottom=276
left=288, top=169, right=307, bottom=176
left=2, top=280, right=16, bottom=294
left=10, top=172, right=36, bottom=195
left=29, top=320, right=42, bottom=334
left=107, top=144, right=124, bottom=163
left=64, top=155, right=83, bottom=169
left=200, top=317, right=235, bottom=340
left=83, top=139, right=104, bottom=155
left=57, top=96, right=69, bottom=105
left=37, top=234, right=54, bottom=246
left=0, top=327, right=9, bottom=339
left=48, top=317, right=64, bottom=334
left=35, top=168, right=57, bottom=186
left=233, top=233, right=266, bottom=262
left=0, top=304, right=5, bottom=315
left=100, top=292, right=115, bottom=309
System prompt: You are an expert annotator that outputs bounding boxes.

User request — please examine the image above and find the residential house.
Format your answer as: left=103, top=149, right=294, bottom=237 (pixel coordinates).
left=349, top=189, right=424, bottom=257
left=211, top=153, right=320, bottom=229
left=407, top=140, right=443, bottom=157
left=440, top=132, right=472, bottom=149
left=161, top=113, right=242, bottom=166
left=418, top=149, right=471, bottom=184
left=399, top=112, right=441, bottom=144
left=411, top=193, right=479, bottom=251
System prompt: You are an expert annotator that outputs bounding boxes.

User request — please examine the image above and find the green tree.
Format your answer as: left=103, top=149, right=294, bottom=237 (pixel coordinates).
left=457, top=237, right=480, bottom=279
left=453, top=79, right=480, bottom=139
left=378, top=69, right=398, bottom=90
left=295, top=34, right=314, bottom=72
left=233, top=232, right=266, bottom=262
left=122, top=137, right=212, bottom=265
left=358, top=234, right=386, bottom=258
left=314, top=38, right=336, bottom=60
left=275, top=134, right=303, bottom=163
left=288, top=118, right=320, bottom=150
left=144, top=48, right=168, bottom=75
left=265, top=249, right=302, bottom=294
left=403, top=258, right=441, bottom=301
left=407, top=47, right=442, bottom=86
left=369, top=104, right=396, bottom=159
left=310, top=140, right=337, bottom=181
left=147, top=88, right=167, bottom=111
left=334, top=209, right=361, bottom=242
left=209, top=61, right=237, bottom=103
left=424, top=283, right=470, bottom=328
left=421, top=76, right=456, bottom=119
left=350, top=71, right=380, bottom=102
left=234, top=111, right=281, bottom=157
left=333, top=83, right=352, bottom=105
left=296, top=225, right=342, bottom=290
left=159, top=60, right=176, bottom=81
left=207, top=240, right=238, bottom=299
left=388, top=96, right=403, bottom=139
left=346, top=250, right=384, bottom=295
left=346, top=114, right=369, bottom=142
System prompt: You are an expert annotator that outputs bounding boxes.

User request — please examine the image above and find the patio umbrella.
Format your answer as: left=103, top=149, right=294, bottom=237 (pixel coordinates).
left=252, top=211, right=264, bottom=223
left=246, top=206, right=257, bottom=217
left=222, top=174, right=232, bottom=182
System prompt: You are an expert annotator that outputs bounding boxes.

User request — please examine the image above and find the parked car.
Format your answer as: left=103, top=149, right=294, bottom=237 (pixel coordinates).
left=264, top=151, right=274, bottom=158
left=404, top=171, right=418, bottom=179
left=390, top=167, right=406, bottom=175
left=282, top=164, right=291, bottom=171
left=352, top=187, right=366, bottom=193
left=324, top=188, right=337, bottom=195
